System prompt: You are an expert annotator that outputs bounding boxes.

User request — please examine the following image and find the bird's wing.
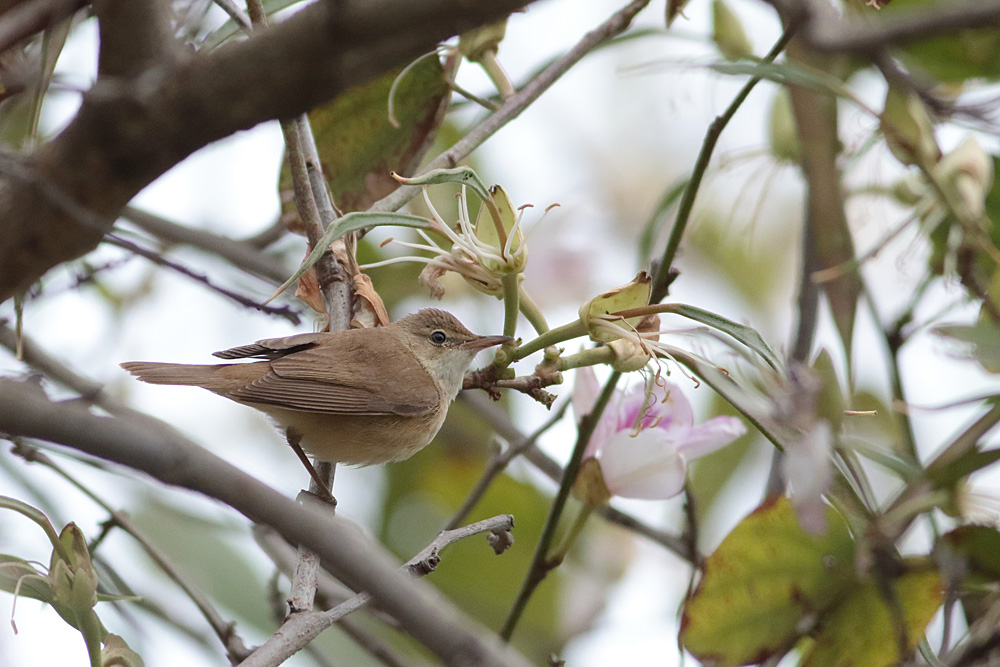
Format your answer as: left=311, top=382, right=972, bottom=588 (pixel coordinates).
left=212, top=332, right=330, bottom=360
left=231, top=329, right=439, bottom=416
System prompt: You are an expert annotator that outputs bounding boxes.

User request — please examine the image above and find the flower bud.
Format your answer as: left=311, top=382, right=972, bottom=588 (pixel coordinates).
left=934, top=137, right=993, bottom=221
left=572, top=457, right=612, bottom=508
left=458, top=20, right=507, bottom=63
left=712, top=0, right=753, bottom=61
left=609, top=314, right=660, bottom=372
left=881, top=85, right=940, bottom=168
left=768, top=89, right=799, bottom=163
left=579, top=272, right=652, bottom=343
left=474, top=185, right=527, bottom=275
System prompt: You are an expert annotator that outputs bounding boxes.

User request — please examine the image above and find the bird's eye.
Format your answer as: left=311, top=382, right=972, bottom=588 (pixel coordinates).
left=430, top=330, right=448, bottom=345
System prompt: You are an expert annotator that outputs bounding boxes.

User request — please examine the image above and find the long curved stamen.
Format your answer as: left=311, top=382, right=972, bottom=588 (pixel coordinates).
left=421, top=187, right=447, bottom=227
left=360, top=255, right=436, bottom=269
left=415, top=228, right=441, bottom=248
left=503, top=209, right=526, bottom=260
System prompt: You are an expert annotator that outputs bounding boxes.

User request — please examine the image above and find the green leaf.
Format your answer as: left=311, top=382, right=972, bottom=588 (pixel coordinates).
left=811, top=349, right=845, bottom=431
left=669, top=303, right=783, bottom=371
left=880, top=84, right=940, bottom=169
left=710, top=61, right=858, bottom=104
left=935, top=321, right=1000, bottom=374
left=286, top=54, right=450, bottom=213
left=393, top=165, right=492, bottom=203
left=942, top=525, right=1000, bottom=581
left=884, top=0, right=1000, bottom=82
left=802, top=568, right=943, bottom=667
left=926, top=446, right=1000, bottom=488
left=266, top=211, right=435, bottom=302
left=0, top=554, right=53, bottom=603
left=680, top=496, right=856, bottom=666
left=768, top=88, right=800, bottom=163
left=199, top=0, right=303, bottom=50
left=712, top=0, right=753, bottom=60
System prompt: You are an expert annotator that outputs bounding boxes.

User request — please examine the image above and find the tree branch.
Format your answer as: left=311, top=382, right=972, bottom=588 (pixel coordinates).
left=93, top=0, right=175, bottom=77
left=0, top=0, right=534, bottom=302
left=244, top=515, right=515, bottom=667
left=807, top=0, right=1000, bottom=56
left=0, top=378, right=532, bottom=667
left=0, top=0, right=85, bottom=53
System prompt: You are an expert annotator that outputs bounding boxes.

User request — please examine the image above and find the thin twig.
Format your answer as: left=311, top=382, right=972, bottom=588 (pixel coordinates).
left=244, top=3, right=351, bottom=660
left=650, top=25, right=797, bottom=303
left=241, top=515, right=515, bottom=667
left=119, top=206, right=288, bottom=283
left=11, top=442, right=252, bottom=663
left=212, top=0, right=252, bottom=34
left=367, top=0, right=653, bottom=217
left=500, top=372, right=622, bottom=641
left=462, top=369, right=560, bottom=406
left=104, top=234, right=301, bottom=324
left=446, top=400, right=570, bottom=530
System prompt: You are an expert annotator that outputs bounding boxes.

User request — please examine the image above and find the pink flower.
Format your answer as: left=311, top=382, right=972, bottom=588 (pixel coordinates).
left=573, top=367, right=746, bottom=502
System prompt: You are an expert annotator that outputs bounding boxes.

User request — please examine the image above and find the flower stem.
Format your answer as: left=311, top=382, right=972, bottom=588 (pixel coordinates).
left=513, top=319, right=588, bottom=361
left=501, top=274, right=520, bottom=339
left=557, top=347, right=615, bottom=371
left=500, top=371, right=622, bottom=641
left=547, top=504, right=594, bottom=566
left=518, top=287, right=549, bottom=334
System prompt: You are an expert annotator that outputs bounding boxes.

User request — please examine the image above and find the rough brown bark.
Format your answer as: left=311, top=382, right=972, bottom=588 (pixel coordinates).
left=0, top=0, right=533, bottom=301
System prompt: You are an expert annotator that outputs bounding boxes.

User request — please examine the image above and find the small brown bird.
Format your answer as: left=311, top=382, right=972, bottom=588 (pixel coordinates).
left=121, top=309, right=509, bottom=466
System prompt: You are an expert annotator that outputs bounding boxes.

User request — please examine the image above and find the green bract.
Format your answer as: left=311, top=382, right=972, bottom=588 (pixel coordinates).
left=579, top=272, right=652, bottom=343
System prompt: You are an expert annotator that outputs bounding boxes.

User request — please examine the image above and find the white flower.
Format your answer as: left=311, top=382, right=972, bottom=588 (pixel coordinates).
left=573, top=367, right=746, bottom=503
left=363, top=184, right=546, bottom=299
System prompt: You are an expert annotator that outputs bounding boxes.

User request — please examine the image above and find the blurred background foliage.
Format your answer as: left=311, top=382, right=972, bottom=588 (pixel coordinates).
left=2, top=0, right=1000, bottom=665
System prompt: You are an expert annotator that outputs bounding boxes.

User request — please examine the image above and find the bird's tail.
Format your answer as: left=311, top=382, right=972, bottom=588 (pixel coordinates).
left=120, top=361, right=221, bottom=387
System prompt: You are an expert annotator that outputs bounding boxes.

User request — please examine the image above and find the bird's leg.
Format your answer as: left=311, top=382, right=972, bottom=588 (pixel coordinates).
left=285, top=428, right=336, bottom=506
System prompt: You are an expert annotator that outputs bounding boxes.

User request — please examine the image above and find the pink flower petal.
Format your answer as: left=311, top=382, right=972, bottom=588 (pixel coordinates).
left=574, top=366, right=616, bottom=458
left=674, top=416, right=746, bottom=460
left=597, top=429, right=687, bottom=499
left=614, top=380, right=694, bottom=435
left=572, top=366, right=601, bottom=421
left=646, top=381, right=694, bottom=432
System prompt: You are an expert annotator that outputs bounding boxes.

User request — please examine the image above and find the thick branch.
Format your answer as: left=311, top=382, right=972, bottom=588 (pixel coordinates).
left=0, top=0, right=85, bottom=53
left=93, top=0, right=175, bottom=77
left=0, top=378, right=531, bottom=667
left=0, top=0, right=533, bottom=302
left=808, top=0, right=1000, bottom=55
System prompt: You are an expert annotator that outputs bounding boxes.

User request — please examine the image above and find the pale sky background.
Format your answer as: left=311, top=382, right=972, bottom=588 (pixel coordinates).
left=2, top=0, right=1000, bottom=665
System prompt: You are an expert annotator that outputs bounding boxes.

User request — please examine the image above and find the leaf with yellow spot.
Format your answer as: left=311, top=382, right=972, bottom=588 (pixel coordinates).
left=680, top=496, right=856, bottom=667
left=803, top=568, right=943, bottom=667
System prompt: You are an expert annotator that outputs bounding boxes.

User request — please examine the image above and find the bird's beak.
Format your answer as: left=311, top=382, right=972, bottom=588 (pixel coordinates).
left=461, top=335, right=513, bottom=351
